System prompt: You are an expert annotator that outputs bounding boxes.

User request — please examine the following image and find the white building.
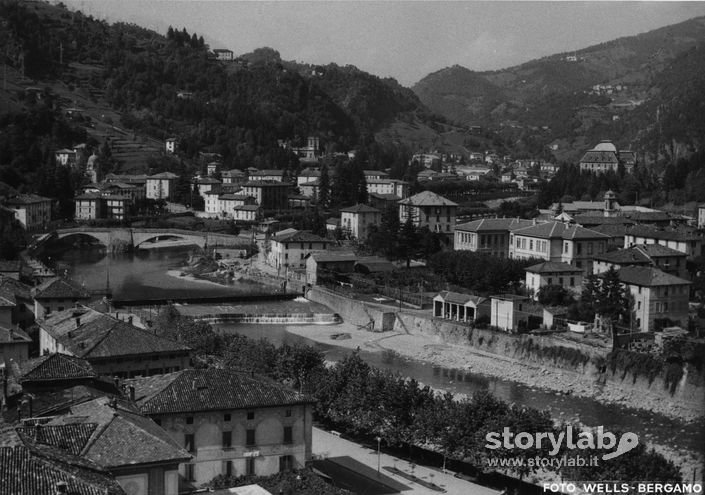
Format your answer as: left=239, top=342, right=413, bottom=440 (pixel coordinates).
left=146, top=172, right=179, bottom=200
left=340, top=204, right=381, bottom=240
left=398, top=191, right=458, bottom=236
left=267, top=230, right=332, bottom=269
left=5, top=194, right=52, bottom=229
left=129, top=369, right=315, bottom=489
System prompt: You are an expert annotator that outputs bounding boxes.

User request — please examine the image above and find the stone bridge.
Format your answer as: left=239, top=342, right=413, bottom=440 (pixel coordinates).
left=43, top=228, right=248, bottom=251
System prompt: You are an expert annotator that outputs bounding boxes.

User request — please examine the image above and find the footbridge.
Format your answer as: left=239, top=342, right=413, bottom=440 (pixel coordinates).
left=37, top=227, right=249, bottom=251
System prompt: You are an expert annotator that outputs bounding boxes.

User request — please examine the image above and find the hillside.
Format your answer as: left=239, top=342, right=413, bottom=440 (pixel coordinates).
left=0, top=0, right=459, bottom=182
left=413, top=16, right=705, bottom=162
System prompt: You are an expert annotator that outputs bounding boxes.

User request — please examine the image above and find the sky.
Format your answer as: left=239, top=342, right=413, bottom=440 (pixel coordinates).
left=64, top=1, right=705, bottom=86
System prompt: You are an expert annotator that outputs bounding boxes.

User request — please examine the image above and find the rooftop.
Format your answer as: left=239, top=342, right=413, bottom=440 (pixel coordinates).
left=20, top=353, right=97, bottom=383
left=435, top=290, right=487, bottom=306
left=512, top=221, right=609, bottom=240
left=5, top=194, right=51, bottom=206
left=455, top=217, right=534, bottom=233
left=398, top=191, right=458, bottom=207
left=0, top=325, right=31, bottom=345
left=626, top=226, right=702, bottom=242
left=611, top=266, right=691, bottom=287
left=525, top=261, right=583, bottom=274
left=340, top=204, right=381, bottom=214
left=40, top=307, right=191, bottom=359
left=33, top=277, right=91, bottom=300
left=128, top=368, right=314, bottom=415
left=271, top=229, right=332, bottom=244
left=148, top=172, right=179, bottom=179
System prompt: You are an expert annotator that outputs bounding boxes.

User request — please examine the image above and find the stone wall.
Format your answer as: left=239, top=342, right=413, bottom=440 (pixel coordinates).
left=306, top=286, right=396, bottom=331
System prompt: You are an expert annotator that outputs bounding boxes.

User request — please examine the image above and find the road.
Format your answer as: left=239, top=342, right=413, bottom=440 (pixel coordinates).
left=312, top=427, right=499, bottom=495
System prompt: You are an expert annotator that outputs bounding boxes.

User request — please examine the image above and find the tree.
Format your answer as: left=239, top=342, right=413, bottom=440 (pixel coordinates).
left=537, top=284, right=575, bottom=306
left=398, top=217, right=418, bottom=268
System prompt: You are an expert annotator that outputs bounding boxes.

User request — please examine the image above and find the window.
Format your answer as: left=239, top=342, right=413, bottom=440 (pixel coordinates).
left=185, top=464, right=195, bottom=481
left=247, top=411, right=255, bottom=420
left=548, top=278, right=553, bottom=285
left=564, top=242, right=569, bottom=254
left=570, top=277, right=575, bottom=287
left=285, top=409, right=292, bottom=417
left=185, top=434, right=196, bottom=453
left=559, top=278, right=564, bottom=286
left=224, top=413, right=231, bottom=422
left=637, top=301, right=641, bottom=310
left=246, top=457, right=256, bottom=476
left=223, top=460, right=233, bottom=477
left=222, top=431, right=232, bottom=448
left=664, top=287, right=669, bottom=296
left=283, top=426, right=293, bottom=444
left=246, top=429, right=256, bottom=446
left=664, top=302, right=668, bottom=311
left=529, top=240, right=534, bottom=251
left=587, top=243, right=593, bottom=255
left=279, top=455, right=294, bottom=472
left=186, top=416, right=194, bottom=425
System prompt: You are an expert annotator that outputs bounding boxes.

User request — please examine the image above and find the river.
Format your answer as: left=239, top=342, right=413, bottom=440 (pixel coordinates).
left=48, top=247, right=704, bottom=474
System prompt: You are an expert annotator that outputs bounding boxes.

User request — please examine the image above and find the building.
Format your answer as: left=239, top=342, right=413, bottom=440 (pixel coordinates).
left=304, top=252, right=357, bottom=286
left=104, top=195, right=131, bottom=220
left=398, top=191, right=458, bottom=236
left=509, top=221, right=609, bottom=273
left=128, top=368, right=316, bottom=488
left=490, top=294, right=534, bottom=332
left=340, top=204, right=381, bottom=240
left=213, top=48, right=234, bottom=61
left=16, top=352, right=98, bottom=390
left=366, top=179, right=409, bottom=198
left=232, top=205, right=260, bottom=222
left=0, top=260, right=22, bottom=281
left=296, top=168, right=321, bottom=187
left=290, top=136, right=320, bottom=161
left=196, top=177, right=222, bottom=198
left=0, top=276, right=34, bottom=329
left=248, top=170, right=286, bottom=182
left=4, top=194, right=52, bottom=229
left=363, top=170, right=389, bottom=181
left=578, top=141, right=637, bottom=174
left=165, top=137, right=177, bottom=154
left=524, top=261, right=584, bottom=299
left=593, top=244, right=688, bottom=279
left=74, top=193, right=104, bottom=220
left=298, top=180, right=320, bottom=200
left=37, top=306, right=192, bottom=378
left=458, top=167, right=493, bottom=181
left=32, top=278, right=91, bottom=320
left=146, top=172, right=179, bottom=201
left=611, top=266, right=691, bottom=332
left=267, top=230, right=332, bottom=270
left=240, top=181, right=292, bottom=210
left=433, top=291, right=490, bottom=323
left=222, top=169, right=247, bottom=186
left=55, top=148, right=77, bottom=167
left=0, top=325, right=31, bottom=366
left=624, top=226, right=703, bottom=259
left=20, top=397, right=191, bottom=495
left=454, top=218, right=534, bottom=257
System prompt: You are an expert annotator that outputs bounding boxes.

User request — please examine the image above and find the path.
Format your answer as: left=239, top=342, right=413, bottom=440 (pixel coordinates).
left=313, top=427, right=499, bottom=495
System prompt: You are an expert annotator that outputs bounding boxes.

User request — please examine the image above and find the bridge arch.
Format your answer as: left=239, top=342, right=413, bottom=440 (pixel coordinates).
left=54, top=231, right=111, bottom=247
left=132, top=233, right=205, bottom=249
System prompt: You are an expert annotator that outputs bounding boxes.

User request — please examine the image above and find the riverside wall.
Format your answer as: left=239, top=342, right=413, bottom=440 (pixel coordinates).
left=307, top=287, right=705, bottom=416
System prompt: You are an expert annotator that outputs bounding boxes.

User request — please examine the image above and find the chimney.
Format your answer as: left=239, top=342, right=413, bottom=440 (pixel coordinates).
left=129, top=385, right=135, bottom=402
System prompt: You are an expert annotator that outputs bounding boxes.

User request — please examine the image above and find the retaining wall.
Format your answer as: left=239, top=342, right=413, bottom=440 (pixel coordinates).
left=306, top=287, right=397, bottom=331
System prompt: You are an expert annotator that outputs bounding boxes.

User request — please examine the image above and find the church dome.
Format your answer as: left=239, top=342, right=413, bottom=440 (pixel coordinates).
left=593, top=140, right=617, bottom=152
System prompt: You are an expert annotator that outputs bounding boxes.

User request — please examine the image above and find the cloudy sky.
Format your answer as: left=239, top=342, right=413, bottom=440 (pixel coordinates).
left=64, top=1, right=705, bottom=86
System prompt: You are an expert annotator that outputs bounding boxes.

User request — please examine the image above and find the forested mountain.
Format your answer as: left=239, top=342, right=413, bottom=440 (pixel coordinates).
left=0, top=0, right=453, bottom=184
left=413, top=16, right=705, bottom=163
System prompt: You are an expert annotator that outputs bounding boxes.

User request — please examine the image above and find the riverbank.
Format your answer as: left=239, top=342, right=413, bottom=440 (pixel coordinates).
left=285, top=324, right=703, bottom=482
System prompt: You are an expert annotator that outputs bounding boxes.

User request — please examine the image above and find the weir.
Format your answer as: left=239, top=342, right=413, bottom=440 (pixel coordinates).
left=111, top=292, right=298, bottom=308
left=197, top=312, right=342, bottom=325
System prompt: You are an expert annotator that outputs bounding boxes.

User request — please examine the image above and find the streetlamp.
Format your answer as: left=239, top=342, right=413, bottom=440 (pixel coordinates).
left=376, top=436, right=382, bottom=475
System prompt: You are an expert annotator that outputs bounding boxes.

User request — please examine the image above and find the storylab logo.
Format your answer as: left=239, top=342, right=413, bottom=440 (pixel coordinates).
left=485, top=426, right=639, bottom=460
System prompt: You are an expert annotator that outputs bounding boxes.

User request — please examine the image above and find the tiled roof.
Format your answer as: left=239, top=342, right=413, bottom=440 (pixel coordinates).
left=435, top=290, right=487, bottom=306
left=0, top=444, right=125, bottom=495
left=196, top=177, right=222, bottom=184
left=339, top=204, right=380, bottom=214
left=512, top=221, right=609, bottom=240
left=33, top=278, right=90, bottom=300
left=572, top=215, right=635, bottom=227
left=17, top=424, right=97, bottom=456
left=20, top=353, right=97, bottom=383
left=249, top=169, right=285, bottom=176
left=0, top=260, right=21, bottom=272
left=363, top=170, right=389, bottom=176
left=525, top=261, right=583, bottom=274
left=45, top=398, right=191, bottom=468
left=40, top=307, right=191, bottom=359
left=242, top=180, right=291, bottom=187
left=634, top=244, right=686, bottom=258
left=0, top=326, right=31, bottom=344
left=455, top=217, right=534, bottom=233
left=233, top=205, right=260, bottom=211
left=309, top=252, right=358, bottom=263
left=75, top=193, right=103, bottom=200
left=613, top=266, right=691, bottom=287
left=594, top=249, right=651, bottom=265
left=579, top=150, right=618, bottom=164
left=129, top=369, right=315, bottom=415
left=398, top=191, right=458, bottom=207
left=590, top=224, right=630, bottom=238
left=5, top=194, right=51, bottom=205
left=272, top=230, right=332, bottom=244
left=222, top=169, right=246, bottom=177
left=368, top=193, right=401, bottom=201
left=626, top=226, right=702, bottom=242
left=148, top=172, right=179, bottom=179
